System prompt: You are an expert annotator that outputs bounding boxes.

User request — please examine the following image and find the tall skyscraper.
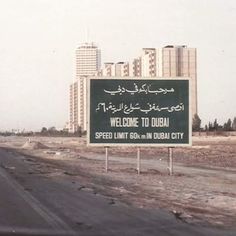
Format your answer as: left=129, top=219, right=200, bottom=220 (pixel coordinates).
left=75, top=42, right=101, bottom=78
left=69, top=43, right=101, bottom=133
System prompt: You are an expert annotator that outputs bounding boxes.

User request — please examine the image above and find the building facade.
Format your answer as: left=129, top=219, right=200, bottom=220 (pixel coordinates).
left=69, top=43, right=101, bottom=133
left=75, top=42, right=101, bottom=77
left=141, top=48, right=156, bottom=77
left=69, top=79, right=87, bottom=133
left=156, top=45, right=197, bottom=115
left=102, top=62, right=129, bottom=77
left=131, top=57, right=142, bottom=77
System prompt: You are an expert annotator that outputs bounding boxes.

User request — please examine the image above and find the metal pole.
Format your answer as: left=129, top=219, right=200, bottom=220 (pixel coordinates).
left=137, top=148, right=140, bottom=175
left=105, top=147, right=108, bottom=172
left=168, top=147, right=173, bottom=175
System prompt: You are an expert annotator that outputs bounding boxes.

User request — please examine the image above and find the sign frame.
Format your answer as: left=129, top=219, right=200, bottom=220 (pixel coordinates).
left=87, top=77, right=192, bottom=147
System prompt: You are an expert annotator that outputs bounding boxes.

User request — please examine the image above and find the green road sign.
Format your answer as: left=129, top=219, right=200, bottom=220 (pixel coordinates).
left=88, top=77, right=191, bottom=146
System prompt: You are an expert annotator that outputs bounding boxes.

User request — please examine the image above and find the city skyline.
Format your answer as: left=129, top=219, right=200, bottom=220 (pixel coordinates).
left=70, top=44, right=197, bottom=134
left=0, top=0, right=236, bottom=131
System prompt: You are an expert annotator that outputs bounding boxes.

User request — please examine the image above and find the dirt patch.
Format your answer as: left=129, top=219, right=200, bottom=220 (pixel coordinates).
left=22, top=141, right=49, bottom=150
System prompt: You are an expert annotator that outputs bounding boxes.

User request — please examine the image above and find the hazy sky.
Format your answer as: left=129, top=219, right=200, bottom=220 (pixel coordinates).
left=0, top=0, right=236, bottom=131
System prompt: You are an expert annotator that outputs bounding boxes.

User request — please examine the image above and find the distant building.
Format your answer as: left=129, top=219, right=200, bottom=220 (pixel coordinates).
left=69, top=79, right=86, bottom=133
left=141, top=48, right=156, bottom=77
left=102, top=62, right=129, bottom=77
left=100, top=45, right=198, bottom=116
left=69, top=43, right=101, bottom=133
left=156, top=45, right=197, bottom=115
left=102, top=62, right=114, bottom=76
left=131, top=57, right=142, bottom=77
left=75, top=42, right=101, bottom=77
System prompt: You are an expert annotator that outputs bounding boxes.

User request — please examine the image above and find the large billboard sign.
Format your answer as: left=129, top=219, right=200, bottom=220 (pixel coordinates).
left=88, top=77, right=191, bottom=146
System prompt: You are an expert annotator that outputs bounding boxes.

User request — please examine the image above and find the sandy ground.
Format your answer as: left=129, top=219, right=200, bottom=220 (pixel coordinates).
left=0, top=135, right=236, bottom=229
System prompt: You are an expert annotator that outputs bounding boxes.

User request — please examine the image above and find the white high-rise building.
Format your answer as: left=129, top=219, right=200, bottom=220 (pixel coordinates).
left=69, top=43, right=101, bottom=133
left=75, top=42, right=101, bottom=78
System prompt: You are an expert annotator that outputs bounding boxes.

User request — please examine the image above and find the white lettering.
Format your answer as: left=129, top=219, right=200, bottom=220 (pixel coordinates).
left=110, top=117, right=139, bottom=127
left=114, top=132, right=129, bottom=139
left=171, top=132, right=184, bottom=139
left=151, top=117, right=169, bottom=127
left=95, top=132, right=112, bottom=139
left=153, top=132, right=170, bottom=139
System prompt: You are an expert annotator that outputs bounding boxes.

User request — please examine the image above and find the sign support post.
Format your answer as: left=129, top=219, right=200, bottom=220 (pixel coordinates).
left=105, top=147, right=109, bottom=172
left=168, top=147, right=174, bottom=175
left=137, top=148, right=141, bottom=175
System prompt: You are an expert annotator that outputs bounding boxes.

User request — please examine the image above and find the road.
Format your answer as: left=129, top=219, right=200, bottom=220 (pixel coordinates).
left=0, top=147, right=235, bottom=236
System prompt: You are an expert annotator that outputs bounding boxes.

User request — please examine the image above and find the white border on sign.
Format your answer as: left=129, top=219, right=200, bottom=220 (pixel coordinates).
left=87, top=76, right=192, bottom=147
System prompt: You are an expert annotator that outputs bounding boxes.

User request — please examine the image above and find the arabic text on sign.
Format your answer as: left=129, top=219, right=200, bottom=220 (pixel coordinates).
left=95, top=102, right=185, bottom=114
left=103, top=83, right=175, bottom=96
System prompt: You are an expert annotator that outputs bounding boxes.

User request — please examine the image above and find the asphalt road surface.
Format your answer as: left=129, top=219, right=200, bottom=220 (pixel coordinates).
left=0, top=147, right=235, bottom=236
